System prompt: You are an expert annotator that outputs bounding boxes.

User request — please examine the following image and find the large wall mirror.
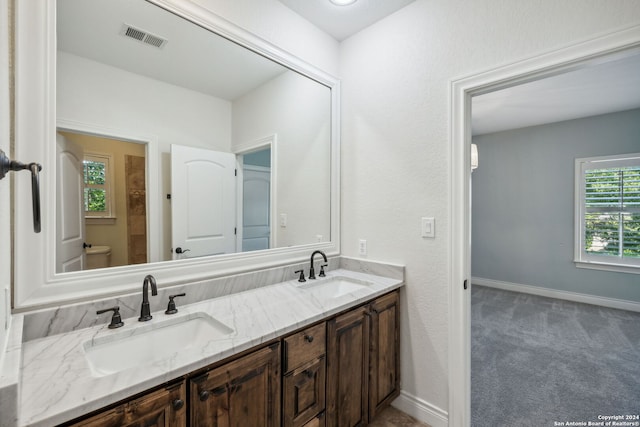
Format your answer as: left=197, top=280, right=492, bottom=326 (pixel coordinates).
left=14, top=0, right=340, bottom=309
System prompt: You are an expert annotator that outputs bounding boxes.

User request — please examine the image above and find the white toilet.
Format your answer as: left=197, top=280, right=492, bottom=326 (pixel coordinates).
left=86, top=245, right=112, bottom=269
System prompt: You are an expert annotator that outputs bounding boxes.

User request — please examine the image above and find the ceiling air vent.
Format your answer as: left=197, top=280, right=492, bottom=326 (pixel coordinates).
left=120, top=24, right=168, bottom=49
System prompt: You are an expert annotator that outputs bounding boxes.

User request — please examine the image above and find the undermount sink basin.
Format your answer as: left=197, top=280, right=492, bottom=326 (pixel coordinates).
left=300, top=276, right=374, bottom=299
left=84, top=312, right=234, bottom=377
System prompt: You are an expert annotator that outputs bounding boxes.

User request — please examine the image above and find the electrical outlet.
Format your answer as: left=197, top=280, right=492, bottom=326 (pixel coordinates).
left=358, top=239, right=367, bottom=256
left=316, top=235, right=323, bottom=242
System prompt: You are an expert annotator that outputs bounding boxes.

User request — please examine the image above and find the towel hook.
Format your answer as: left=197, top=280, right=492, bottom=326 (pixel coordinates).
left=0, top=149, right=43, bottom=233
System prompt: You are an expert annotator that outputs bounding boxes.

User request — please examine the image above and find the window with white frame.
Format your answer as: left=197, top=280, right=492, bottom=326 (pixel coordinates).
left=83, top=153, right=114, bottom=218
left=575, top=153, right=640, bottom=273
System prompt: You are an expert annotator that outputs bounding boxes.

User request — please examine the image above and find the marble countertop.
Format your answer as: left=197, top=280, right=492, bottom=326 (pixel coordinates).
left=18, top=269, right=403, bottom=426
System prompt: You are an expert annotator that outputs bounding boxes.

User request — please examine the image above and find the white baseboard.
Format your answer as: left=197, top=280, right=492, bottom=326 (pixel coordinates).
left=392, top=390, right=448, bottom=427
left=472, top=277, right=640, bottom=313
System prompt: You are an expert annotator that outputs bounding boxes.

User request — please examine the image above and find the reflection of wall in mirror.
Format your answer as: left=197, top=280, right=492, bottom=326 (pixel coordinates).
left=58, top=131, right=145, bottom=268
left=57, top=51, right=232, bottom=260
left=232, top=71, right=332, bottom=247
left=58, top=50, right=332, bottom=260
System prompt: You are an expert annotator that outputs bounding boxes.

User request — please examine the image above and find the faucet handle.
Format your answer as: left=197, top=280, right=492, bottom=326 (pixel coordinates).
left=294, top=269, right=306, bottom=282
left=319, top=264, right=328, bottom=277
left=96, top=306, right=124, bottom=329
left=165, top=293, right=186, bottom=315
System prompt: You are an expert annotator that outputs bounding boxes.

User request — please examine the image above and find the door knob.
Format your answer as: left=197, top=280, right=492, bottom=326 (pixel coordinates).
left=83, top=242, right=92, bottom=249
left=175, top=247, right=190, bottom=254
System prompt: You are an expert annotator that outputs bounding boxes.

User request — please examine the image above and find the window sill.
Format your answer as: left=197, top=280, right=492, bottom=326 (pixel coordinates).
left=86, top=217, right=116, bottom=225
left=575, top=260, right=640, bottom=275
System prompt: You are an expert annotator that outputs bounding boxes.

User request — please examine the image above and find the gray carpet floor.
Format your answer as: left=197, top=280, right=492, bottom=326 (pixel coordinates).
left=471, top=285, right=640, bottom=427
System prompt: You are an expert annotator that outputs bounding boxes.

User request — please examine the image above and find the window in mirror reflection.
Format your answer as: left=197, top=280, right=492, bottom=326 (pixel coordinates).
left=83, top=154, right=113, bottom=218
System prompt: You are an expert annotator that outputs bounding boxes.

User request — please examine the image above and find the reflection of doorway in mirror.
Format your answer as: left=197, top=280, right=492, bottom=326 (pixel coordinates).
left=57, top=131, right=147, bottom=270
left=242, top=148, right=271, bottom=252
left=125, top=155, right=147, bottom=265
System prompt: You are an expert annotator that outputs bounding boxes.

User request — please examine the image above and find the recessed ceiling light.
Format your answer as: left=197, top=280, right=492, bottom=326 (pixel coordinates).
left=329, top=0, right=357, bottom=6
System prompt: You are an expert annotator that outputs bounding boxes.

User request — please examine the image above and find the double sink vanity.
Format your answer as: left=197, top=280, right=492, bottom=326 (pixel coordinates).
left=7, top=1, right=403, bottom=425
left=7, top=258, right=403, bottom=426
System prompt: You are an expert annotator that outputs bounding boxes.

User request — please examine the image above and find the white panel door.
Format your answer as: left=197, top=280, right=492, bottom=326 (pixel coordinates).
left=171, top=144, right=236, bottom=259
left=242, top=166, right=270, bottom=252
left=56, top=133, right=85, bottom=272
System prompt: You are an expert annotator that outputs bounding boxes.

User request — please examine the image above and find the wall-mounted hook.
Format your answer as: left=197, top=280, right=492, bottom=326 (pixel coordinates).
left=0, top=149, right=42, bottom=233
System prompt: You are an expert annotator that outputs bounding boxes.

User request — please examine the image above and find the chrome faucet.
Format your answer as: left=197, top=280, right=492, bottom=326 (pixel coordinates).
left=309, top=250, right=328, bottom=280
left=139, top=274, right=158, bottom=322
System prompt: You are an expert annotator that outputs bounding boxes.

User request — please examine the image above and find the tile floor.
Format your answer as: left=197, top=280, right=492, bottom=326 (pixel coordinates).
left=368, top=406, right=431, bottom=427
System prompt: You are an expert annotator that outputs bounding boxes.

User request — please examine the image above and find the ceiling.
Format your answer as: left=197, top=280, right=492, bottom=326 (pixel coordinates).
left=57, top=0, right=287, bottom=101
left=58, top=1, right=640, bottom=134
left=472, top=52, right=640, bottom=135
left=277, top=0, right=416, bottom=41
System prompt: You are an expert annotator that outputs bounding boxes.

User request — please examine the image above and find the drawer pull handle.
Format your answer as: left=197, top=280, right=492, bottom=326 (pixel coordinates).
left=199, top=390, right=210, bottom=401
left=172, top=399, right=184, bottom=410
left=304, top=334, right=314, bottom=343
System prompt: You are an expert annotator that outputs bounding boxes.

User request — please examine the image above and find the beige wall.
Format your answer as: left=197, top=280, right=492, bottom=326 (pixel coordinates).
left=59, top=131, right=146, bottom=268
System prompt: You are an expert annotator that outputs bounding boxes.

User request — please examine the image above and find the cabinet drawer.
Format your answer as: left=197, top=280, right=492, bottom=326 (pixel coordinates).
left=284, top=322, right=326, bottom=372
left=64, top=381, right=186, bottom=427
left=283, top=357, right=326, bottom=427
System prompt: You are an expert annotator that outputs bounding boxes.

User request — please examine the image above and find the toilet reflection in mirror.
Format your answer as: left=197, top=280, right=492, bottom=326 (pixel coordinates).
left=86, top=245, right=112, bottom=270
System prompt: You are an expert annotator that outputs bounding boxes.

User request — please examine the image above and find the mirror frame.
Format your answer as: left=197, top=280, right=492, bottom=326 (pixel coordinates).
left=14, top=0, right=341, bottom=310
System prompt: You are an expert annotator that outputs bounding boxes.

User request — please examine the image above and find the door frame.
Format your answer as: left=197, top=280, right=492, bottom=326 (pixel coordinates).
left=56, top=119, right=160, bottom=263
left=234, top=134, right=278, bottom=251
left=448, top=25, right=640, bottom=426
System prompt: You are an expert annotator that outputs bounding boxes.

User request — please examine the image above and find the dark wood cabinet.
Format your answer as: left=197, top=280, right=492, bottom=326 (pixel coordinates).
left=189, top=343, right=281, bottom=427
left=65, top=381, right=186, bottom=427
left=302, top=411, right=326, bottom=427
left=326, top=291, right=400, bottom=427
left=283, top=322, right=327, bottom=427
left=368, top=291, right=400, bottom=420
left=326, top=305, right=370, bottom=427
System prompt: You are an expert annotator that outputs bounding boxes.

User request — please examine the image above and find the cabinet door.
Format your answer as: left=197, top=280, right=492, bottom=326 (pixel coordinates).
left=368, top=291, right=400, bottom=420
left=190, top=343, right=281, bottom=427
left=283, top=356, right=326, bottom=427
left=66, top=381, right=186, bottom=427
left=326, top=306, right=370, bottom=427
left=302, top=411, right=326, bottom=427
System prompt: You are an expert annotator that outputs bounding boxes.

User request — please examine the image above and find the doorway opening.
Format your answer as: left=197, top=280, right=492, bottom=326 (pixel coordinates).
left=241, top=147, right=272, bottom=252
left=234, top=134, right=278, bottom=253
left=56, top=129, right=149, bottom=272
left=448, top=26, right=640, bottom=426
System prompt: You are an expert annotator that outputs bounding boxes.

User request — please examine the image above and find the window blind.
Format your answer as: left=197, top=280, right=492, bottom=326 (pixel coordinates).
left=584, top=166, right=640, bottom=258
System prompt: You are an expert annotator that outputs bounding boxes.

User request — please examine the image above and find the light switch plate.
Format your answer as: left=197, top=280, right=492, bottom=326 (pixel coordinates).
left=421, top=217, right=435, bottom=238
left=280, top=213, right=287, bottom=227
